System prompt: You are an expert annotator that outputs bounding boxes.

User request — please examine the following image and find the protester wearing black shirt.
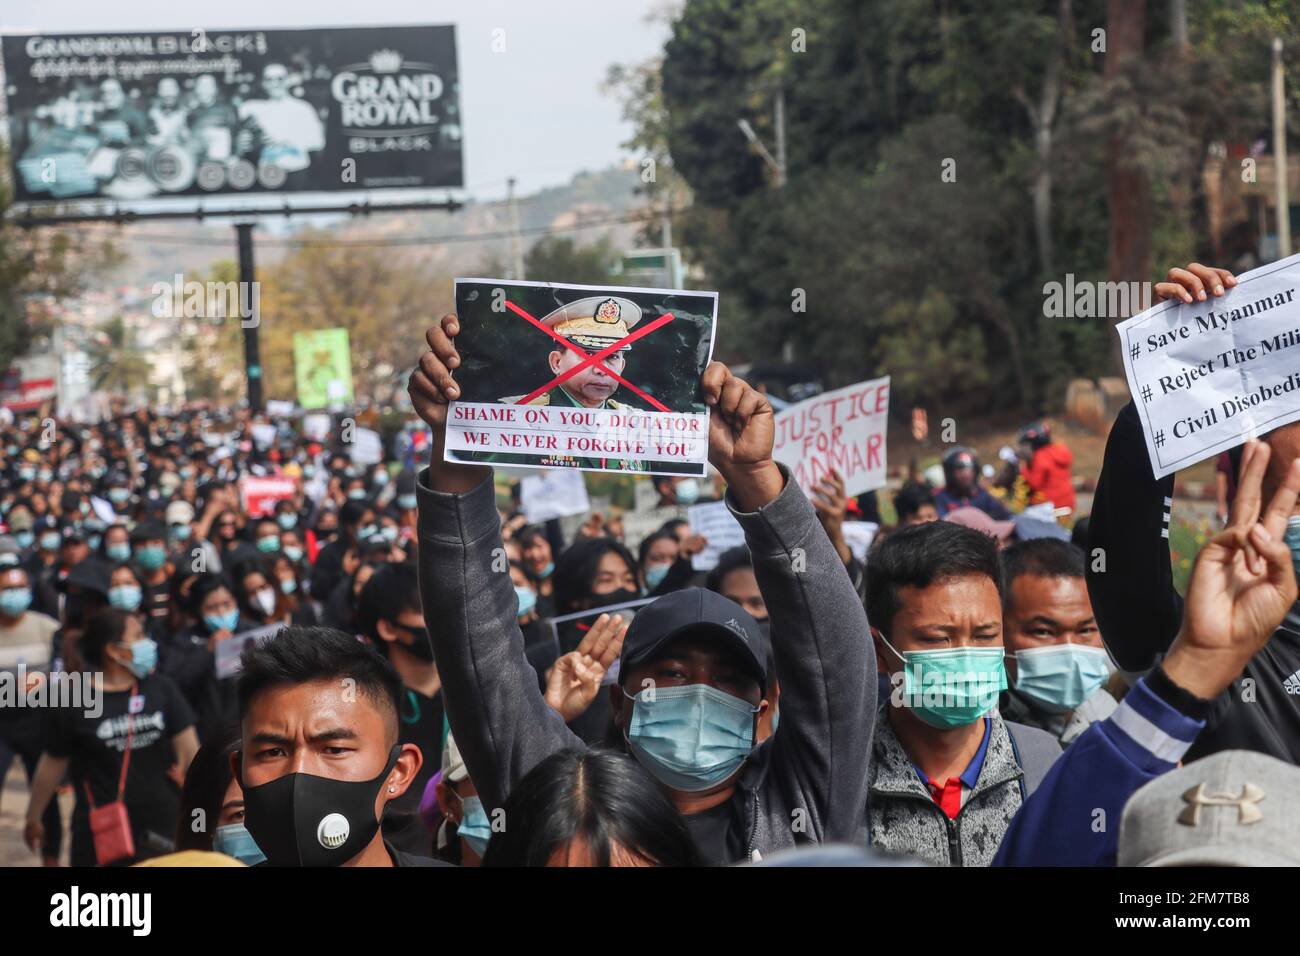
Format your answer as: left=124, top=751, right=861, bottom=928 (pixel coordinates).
left=24, top=608, right=198, bottom=866
left=357, top=562, right=443, bottom=857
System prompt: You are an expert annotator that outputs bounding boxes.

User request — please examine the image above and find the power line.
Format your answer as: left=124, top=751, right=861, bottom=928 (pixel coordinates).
left=99, top=205, right=690, bottom=248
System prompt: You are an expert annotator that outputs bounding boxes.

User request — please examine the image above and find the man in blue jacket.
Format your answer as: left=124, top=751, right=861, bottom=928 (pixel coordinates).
left=996, top=437, right=1300, bottom=865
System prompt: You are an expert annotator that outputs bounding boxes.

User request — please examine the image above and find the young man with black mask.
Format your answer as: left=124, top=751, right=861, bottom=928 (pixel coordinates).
left=232, top=625, right=443, bottom=866
left=356, top=562, right=443, bottom=856
left=408, top=313, right=875, bottom=864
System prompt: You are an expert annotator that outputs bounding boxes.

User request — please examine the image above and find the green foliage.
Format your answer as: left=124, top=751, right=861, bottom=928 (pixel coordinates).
left=524, top=236, right=619, bottom=286
left=652, top=0, right=1300, bottom=416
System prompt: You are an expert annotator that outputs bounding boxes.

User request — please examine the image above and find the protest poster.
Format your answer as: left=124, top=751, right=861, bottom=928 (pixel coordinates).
left=772, top=377, right=890, bottom=498
left=520, top=468, right=591, bottom=524
left=239, top=475, right=297, bottom=517
left=841, top=521, right=879, bottom=564
left=293, top=328, right=354, bottom=409
left=214, top=623, right=283, bottom=679
left=349, top=427, right=384, bottom=465
left=545, top=597, right=653, bottom=663
left=249, top=422, right=277, bottom=449
left=1118, top=253, right=1300, bottom=478
left=688, top=499, right=745, bottom=571
left=265, top=399, right=296, bottom=419
left=301, top=412, right=331, bottom=442
left=445, top=278, right=718, bottom=476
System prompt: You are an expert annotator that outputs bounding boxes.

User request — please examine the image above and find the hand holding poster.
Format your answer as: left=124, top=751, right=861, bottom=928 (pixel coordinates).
left=1118, top=253, right=1300, bottom=478
left=444, top=279, right=718, bottom=476
left=772, top=377, right=890, bottom=497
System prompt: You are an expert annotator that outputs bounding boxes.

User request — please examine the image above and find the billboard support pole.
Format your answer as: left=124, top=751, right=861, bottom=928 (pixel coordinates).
left=235, top=221, right=262, bottom=413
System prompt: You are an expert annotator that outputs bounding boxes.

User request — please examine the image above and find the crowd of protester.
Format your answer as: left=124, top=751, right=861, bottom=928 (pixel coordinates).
left=0, top=262, right=1297, bottom=868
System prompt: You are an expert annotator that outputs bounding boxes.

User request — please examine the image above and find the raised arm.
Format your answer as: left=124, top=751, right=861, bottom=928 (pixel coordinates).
left=702, top=363, right=876, bottom=844
left=409, top=313, right=583, bottom=812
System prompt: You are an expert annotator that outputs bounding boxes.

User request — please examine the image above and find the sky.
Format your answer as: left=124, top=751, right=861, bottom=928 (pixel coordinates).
left=1, top=0, right=673, bottom=201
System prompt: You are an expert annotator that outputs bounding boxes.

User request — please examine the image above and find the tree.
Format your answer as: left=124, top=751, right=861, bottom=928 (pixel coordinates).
left=85, top=315, right=150, bottom=398
left=0, top=144, right=121, bottom=374
left=524, top=236, right=619, bottom=285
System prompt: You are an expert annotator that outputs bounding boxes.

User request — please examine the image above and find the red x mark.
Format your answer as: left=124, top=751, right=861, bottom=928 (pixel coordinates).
left=504, top=299, right=675, bottom=411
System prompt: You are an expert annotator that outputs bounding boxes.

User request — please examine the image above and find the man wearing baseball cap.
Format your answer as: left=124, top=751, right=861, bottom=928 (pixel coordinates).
left=410, top=314, right=876, bottom=863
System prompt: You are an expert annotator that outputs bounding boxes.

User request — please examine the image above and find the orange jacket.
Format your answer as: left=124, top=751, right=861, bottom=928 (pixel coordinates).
left=1022, top=443, right=1075, bottom=513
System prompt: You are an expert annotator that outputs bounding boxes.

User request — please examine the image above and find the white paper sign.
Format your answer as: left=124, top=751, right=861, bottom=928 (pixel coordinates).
left=266, top=400, right=296, bottom=419
left=302, top=413, right=331, bottom=442
left=214, top=624, right=283, bottom=679
left=349, top=427, right=384, bottom=466
left=772, top=377, right=890, bottom=497
left=250, top=423, right=277, bottom=450
left=688, top=500, right=746, bottom=571
left=1118, top=253, right=1300, bottom=478
left=841, top=520, right=879, bottom=564
left=519, top=469, right=592, bottom=524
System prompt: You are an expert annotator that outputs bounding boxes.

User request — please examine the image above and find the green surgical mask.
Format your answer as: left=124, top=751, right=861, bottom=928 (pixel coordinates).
left=878, top=632, right=1007, bottom=729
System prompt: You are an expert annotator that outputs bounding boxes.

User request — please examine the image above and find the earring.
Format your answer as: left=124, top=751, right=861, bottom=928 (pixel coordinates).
left=388, top=786, right=396, bottom=793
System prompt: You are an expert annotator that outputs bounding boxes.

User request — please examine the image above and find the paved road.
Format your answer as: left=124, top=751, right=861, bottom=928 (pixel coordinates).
left=0, top=768, right=72, bottom=867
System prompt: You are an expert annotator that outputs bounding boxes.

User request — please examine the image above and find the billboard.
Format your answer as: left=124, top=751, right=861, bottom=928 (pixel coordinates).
left=0, top=25, right=463, bottom=209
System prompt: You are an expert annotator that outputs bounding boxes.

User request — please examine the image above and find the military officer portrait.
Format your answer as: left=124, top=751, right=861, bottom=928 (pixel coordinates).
left=492, top=295, right=650, bottom=471
left=500, top=295, right=642, bottom=411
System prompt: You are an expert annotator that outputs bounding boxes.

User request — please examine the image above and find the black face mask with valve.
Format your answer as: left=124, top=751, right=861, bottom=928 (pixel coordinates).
left=239, top=745, right=401, bottom=866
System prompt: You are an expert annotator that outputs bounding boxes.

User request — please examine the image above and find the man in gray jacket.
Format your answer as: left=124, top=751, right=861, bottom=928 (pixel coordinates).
left=407, top=312, right=875, bottom=864
left=865, top=520, right=1060, bottom=866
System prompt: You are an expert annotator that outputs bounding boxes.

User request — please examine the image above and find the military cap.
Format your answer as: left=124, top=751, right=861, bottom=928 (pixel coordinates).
left=540, top=296, right=642, bottom=352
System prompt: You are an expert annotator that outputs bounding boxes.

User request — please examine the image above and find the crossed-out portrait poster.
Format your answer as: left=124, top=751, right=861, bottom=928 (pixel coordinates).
left=445, top=278, right=719, bottom=476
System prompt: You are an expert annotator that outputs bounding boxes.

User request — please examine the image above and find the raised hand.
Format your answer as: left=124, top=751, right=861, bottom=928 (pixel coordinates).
left=543, top=612, right=627, bottom=722
left=407, top=313, right=463, bottom=433
left=812, top=468, right=852, bottom=564
left=1155, top=262, right=1237, bottom=305
left=701, top=361, right=782, bottom=510
left=1164, top=441, right=1300, bottom=699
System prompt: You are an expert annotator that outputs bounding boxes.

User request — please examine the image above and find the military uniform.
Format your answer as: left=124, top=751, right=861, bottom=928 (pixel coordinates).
left=487, top=295, right=650, bottom=471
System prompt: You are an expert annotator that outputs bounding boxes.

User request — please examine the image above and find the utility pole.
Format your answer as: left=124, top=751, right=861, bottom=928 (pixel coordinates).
left=235, top=221, right=262, bottom=412
left=774, top=88, right=787, bottom=188
left=1274, top=37, right=1292, bottom=259
left=737, top=89, right=787, bottom=188
left=507, top=176, right=525, bottom=280
left=660, top=190, right=675, bottom=288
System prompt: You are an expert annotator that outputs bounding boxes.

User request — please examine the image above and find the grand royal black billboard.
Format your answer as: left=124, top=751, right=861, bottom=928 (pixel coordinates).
left=0, top=25, right=463, bottom=207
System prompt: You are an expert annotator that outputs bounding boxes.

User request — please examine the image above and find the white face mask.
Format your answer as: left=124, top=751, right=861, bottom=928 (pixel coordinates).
left=253, top=588, right=277, bottom=616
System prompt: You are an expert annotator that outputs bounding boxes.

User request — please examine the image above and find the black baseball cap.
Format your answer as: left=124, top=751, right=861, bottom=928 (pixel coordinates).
left=618, top=587, right=766, bottom=687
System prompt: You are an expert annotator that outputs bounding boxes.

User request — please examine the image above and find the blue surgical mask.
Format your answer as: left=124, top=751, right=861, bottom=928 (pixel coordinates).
left=644, top=563, right=671, bottom=590
left=170, top=524, right=192, bottom=541
left=108, top=584, right=143, bottom=612
left=675, top=478, right=701, bottom=505
left=108, top=488, right=131, bottom=504
left=39, top=532, right=61, bottom=551
left=205, top=609, right=240, bottom=633
left=106, top=542, right=132, bottom=562
left=212, top=823, right=267, bottom=866
left=397, top=494, right=418, bottom=511
left=256, top=536, right=281, bottom=553
left=88, top=535, right=102, bottom=550
left=624, top=684, right=759, bottom=793
left=879, top=633, right=1007, bottom=729
left=380, top=526, right=398, bottom=543
left=359, top=525, right=378, bottom=540
left=347, top=489, right=368, bottom=501
left=15, top=531, right=34, bottom=550
left=373, top=471, right=390, bottom=488
left=280, top=577, right=298, bottom=595
left=0, top=587, right=33, bottom=616
left=1013, top=644, right=1112, bottom=713
left=538, top=561, right=555, bottom=580
left=514, top=586, right=537, bottom=618
left=136, top=544, right=167, bottom=570
left=283, top=546, right=304, bottom=563
left=457, top=795, right=492, bottom=856
left=121, top=637, right=158, bottom=678
left=276, top=513, right=297, bottom=530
